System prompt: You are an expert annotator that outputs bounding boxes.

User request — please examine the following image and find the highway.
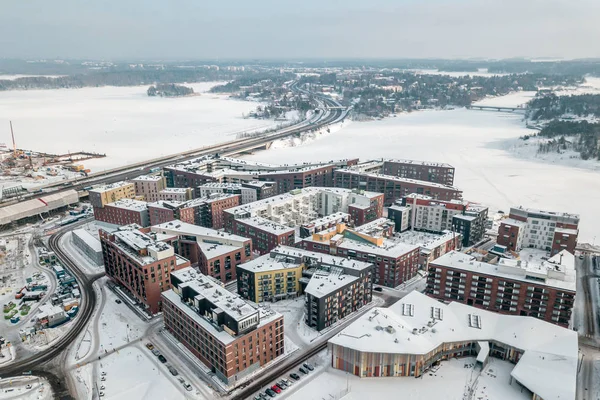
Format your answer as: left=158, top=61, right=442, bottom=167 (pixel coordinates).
left=0, top=219, right=103, bottom=398
left=7, top=82, right=348, bottom=205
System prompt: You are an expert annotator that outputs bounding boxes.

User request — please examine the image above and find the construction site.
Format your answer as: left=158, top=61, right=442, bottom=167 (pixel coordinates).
left=0, top=121, right=105, bottom=202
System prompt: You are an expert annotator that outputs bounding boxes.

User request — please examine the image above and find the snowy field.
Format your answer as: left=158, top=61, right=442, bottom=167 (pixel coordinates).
left=0, top=82, right=278, bottom=172
left=281, top=356, right=528, bottom=400
left=246, top=92, right=600, bottom=243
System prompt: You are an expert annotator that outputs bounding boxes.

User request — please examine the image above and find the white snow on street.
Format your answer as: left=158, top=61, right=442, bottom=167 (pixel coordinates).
left=0, top=82, right=278, bottom=172
left=245, top=96, right=600, bottom=243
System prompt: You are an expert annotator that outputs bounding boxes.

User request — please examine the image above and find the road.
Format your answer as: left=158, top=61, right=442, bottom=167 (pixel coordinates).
left=230, top=293, right=397, bottom=400
left=7, top=83, right=348, bottom=205
left=0, top=219, right=103, bottom=399
left=577, top=254, right=600, bottom=400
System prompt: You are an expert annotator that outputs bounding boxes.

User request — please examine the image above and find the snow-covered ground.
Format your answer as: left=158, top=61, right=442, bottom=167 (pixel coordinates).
left=0, top=376, right=53, bottom=400
left=404, top=69, right=510, bottom=78
left=88, top=346, right=184, bottom=400
left=0, top=82, right=280, bottom=172
left=281, top=356, right=528, bottom=400
left=0, top=74, right=65, bottom=80
left=245, top=93, right=600, bottom=243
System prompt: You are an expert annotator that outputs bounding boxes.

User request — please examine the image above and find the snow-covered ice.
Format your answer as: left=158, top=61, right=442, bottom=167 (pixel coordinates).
left=0, top=82, right=279, bottom=172
left=245, top=100, right=600, bottom=243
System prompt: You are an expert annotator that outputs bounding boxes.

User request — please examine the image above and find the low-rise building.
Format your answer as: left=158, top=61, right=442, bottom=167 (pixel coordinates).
left=94, top=199, right=150, bottom=227
left=71, top=229, right=103, bottom=266
left=100, top=225, right=191, bottom=314
left=425, top=250, right=576, bottom=327
left=328, top=291, right=577, bottom=400
left=162, top=267, right=284, bottom=384
left=497, top=206, right=580, bottom=255
left=151, top=220, right=252, bottom=283
left=157, top=187, right=193, bottom=202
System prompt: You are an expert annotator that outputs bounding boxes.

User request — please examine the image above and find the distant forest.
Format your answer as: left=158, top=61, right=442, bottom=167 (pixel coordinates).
left=534, top=120, right=600, bottom=160
left=147, top=83, right=194, bottom=97
left=528, top=94, right=600, bottom=120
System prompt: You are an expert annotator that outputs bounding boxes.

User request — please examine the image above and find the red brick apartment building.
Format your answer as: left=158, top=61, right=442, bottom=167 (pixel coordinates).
left=151, top=220, right=252, bottom=283
left=94, top=199, right=150, bottom=227
left=146, top=194, right=240, bottom=230
left=381, top=159, right=455, bottom=186
left=225, top=216, right=295, bottom=255
left=348, top=192, right=385, bottom=226
left=425, top=250, right=576, bottom=327
left=100, top=226, right=191, bottom=314
left=333, top=169, right=462, bottom=205
left=497, top=206, right=579, bottom=256
left=162, top=267, right=284, bottom=384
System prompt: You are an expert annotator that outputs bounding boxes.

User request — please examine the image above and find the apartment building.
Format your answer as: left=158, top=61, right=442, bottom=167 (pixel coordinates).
left=94, top=199, right=150, bottom=227
left=381, top=159, right=455, bottom=185
left=100, top=225, right=191, bottom=314
left=236, top=253, right=305, bottom=303
left=157, top=188, right=193, bottom=202
left=389, top=194, right=488, bottom=247
left=333, top=169, right=462, bottom=204
left=497, top=206, right=580, bottom=255
left=425, top=250, right=576, bottom=327
left=146, top=194, right=240, bottom=229
left=151, top=220, right=252, bottom=283
left=162, top=267, right=284, bottom=384
left=132, top=175, right=166, bottom=202
left=89, top=181, right=136, bottom=209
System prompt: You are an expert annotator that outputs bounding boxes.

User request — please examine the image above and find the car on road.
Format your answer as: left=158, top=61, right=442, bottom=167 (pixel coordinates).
left=299, top=367, right=308, bottom=374
left=99, top=391, right=105, bottom=397
left=115, top=299, right=122, bottom=304
left=158, top=355, right=167, bottom=363
left=101, top=372, right=106, bottom=376
left=151, top=349, right=161, bottom=357
left=290, top=373, right=300, bottom=380
left=374, top=287, right=383, bottom=292
left=271, top=385, right=282, bottom=394
left=145, top=343, right=154, bottom=350
left=168, top=366, right=178, bottom=376
left=265, top=388, right=276, bottom=397
left=25, top=384, right=32, bottom=390
left=303, top=362, right=314, bottom=371
left=184, top=384, right=192, bottom=391
left=579, top=254, right=585, bottom=260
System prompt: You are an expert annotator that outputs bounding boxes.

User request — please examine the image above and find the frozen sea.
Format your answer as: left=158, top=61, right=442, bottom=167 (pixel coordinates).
left=246, top=91, right=600, bottom=243
left=0, top=82, right=277, bottom=171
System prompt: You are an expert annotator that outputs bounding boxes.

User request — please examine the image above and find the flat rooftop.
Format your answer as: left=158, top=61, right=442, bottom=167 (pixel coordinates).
left=133, top=175, right=163, bottom=182
left=336, top=169, right=461, bottom=190
left=305, top=271, right=358, bottom=298
left=152, top=220, right=249, bottom=245
left=72, top=228, right=102, bottom=252
left=337, top=237, right=419, bottom=259
left=432, top=250, right=576, bottom=292
left=510, top=206, right=580, bottom=223
left=395, top=230, right=458, bottom=251
left=107, top=198, right=148, bottom=212
left=89, top=181, right=133, bottom=194
left=382, top=158, right=454, bottom=169
left=272, top=245, right=373, bottom=273
left=111, top=229, right=174, bottom=265
left=329, top=290, right=577, bottom=400
left=234, top=216, right=295, bottom=235
left=237, top=253, right=302, bottom=274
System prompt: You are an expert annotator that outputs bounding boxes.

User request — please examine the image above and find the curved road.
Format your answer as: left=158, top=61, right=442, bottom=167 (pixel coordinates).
left=0, top=220, right=103, bottom=399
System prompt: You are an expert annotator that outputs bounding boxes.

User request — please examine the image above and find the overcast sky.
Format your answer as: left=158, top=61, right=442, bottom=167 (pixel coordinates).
left=1, top=0, right=599, bottom=60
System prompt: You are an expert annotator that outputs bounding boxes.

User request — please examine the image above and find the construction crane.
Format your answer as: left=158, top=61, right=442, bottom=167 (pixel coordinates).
left=10, top=120, right=16, bottom=158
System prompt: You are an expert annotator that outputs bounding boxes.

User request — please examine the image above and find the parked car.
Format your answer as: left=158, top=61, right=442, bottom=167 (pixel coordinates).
left=25, top=384, right=32, bottom=390
left=276, top=381, right=287, bottom=390
left=100, top=372, right=106, bottom=376
left=158, top=355, right=167, bottom=363
left=99, top=392, right=105, bottom=397
left=145, top=343, right=154, bottom=350
left=579, top=254, right=585, bottom=260
left=282, top=378, right=292, bottom=387
left=151, top=349, right=161, bottom=357
left=374, top=286, right=383, bottom=292
left=303, top=363, right=314, bottom=371
left=290, top=373, right=300, bottom=380
left=115, top=299, right=122, bottom=304
left=184, top=384, right=192, bottom=391
left=299, top=367, right=308, bottom=374
left=271, top=385, right=282, bottom=394
left=265, top=388, right=276, bottom=397
left=168, top=366, right=178, bottom=376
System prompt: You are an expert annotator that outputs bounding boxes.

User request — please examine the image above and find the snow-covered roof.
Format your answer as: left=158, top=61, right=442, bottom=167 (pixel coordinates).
left=336, top=237, right=419, bottom=259
left=329, top=291, right=577, bottom=400
left=500, top=218, right=526, bottom=228
left=510, top=206, right=579, bottom=223
left=107, top=198, right=148, bottom=212
left=132, top=175, right=162, bottom=182
left=305, top=271, right=358, bottom=298
left=272, top=246, right=373, bottom=273
left=237, top=253, right=302, bottom=274
left=89, top=181, right=133, bottom=193
left=234, top=216, right=295, bottom=235
left=336, top=169, right=460, bottom=190
left=382, top=158, right=454, bottom=168
left=72, top=228, right=102, bottom=252
left=432, top=250, right=576, bottom=292
left=151, top=220, right=249, bottom=246
left=395, top=230, right=459, bottom=252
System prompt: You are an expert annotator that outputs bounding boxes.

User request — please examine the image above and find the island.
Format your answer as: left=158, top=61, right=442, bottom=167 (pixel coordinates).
left=147, top=83, right=194, bottom=97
